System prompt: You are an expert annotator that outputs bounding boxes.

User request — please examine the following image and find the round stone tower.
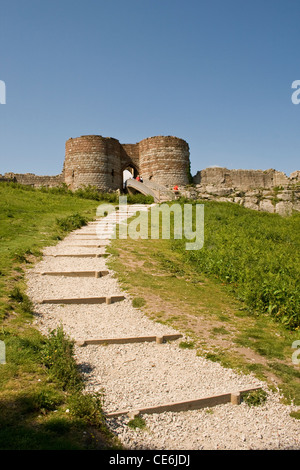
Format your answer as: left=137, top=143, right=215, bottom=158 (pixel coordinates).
left=64, top=134, right=191, bottom=192
left=138, top=135, right=190, bottom=187
left=64, top=135, right=122, bottom=191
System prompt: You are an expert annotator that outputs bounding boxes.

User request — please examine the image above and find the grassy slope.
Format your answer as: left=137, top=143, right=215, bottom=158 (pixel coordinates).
left=0, top=183, right=121, bottom=450
left=107, top=200, right=300, bottom=410
left=1, top=184, right=299, bottom=448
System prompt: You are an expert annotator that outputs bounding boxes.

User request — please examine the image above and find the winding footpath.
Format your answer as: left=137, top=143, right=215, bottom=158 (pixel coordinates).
left=26, top=205, right=300, bottom=450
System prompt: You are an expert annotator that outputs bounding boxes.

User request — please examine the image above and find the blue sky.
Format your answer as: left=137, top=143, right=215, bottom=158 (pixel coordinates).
left=1, top=0, right=300, bottom=177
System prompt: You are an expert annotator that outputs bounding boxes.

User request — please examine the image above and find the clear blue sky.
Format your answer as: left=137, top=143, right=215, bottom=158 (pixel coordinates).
left=1, top=0, right=300, bottom=177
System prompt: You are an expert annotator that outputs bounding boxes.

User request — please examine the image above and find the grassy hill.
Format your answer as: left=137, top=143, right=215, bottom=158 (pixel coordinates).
left=108, top=199, right=300, bottom=409
left=0, top=183, right=299, bottom=448
left=0, top=182, right=121, bottom=450
left=177, top=200, right=300, bottom=330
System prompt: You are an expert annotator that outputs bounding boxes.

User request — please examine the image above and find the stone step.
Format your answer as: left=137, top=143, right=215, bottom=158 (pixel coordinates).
left=105, top=386, right=262, bottom=418
left=44, top=253, right=109, bottom=258
left=40, top=295, right=125, bottom=305
left=39, top=270, right=109, bottom=278
left=64, top=243, right=110, bottom=248
left=77, top=334, right=182, bottom=347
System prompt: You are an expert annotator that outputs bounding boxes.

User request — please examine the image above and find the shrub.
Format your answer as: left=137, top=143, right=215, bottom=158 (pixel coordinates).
left=19, top=387, right=64, bottom=413
left=73, top=186, right=154, bottom=204
left=68, top=392, right=104, bottom=428
left=8, top=286, right=33, bottom=314
left=40, top=326, right=83, bottom=392
left=56, top=213, right=88, bottom=232
left=127, top=416, right=146, bottom=429
left=42, top=417, right=73, bottom=435
left=242, top=389, right=268, bottom=407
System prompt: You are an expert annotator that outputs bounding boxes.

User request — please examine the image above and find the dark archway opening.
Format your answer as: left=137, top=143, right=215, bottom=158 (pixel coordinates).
left=123, top=164, right=138, bottom=190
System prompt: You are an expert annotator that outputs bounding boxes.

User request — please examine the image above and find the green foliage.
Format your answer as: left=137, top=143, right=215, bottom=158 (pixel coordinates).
left=0, top=183, right=117, bottom=449
left=74, top=185, right=119, bottom=202
left=132, top=297, right=146, bottom=308
left=175, top=201, right=300, bottom=330
left=242, top=389, right=268, bottom=407
left=127, top=416, right=147, bottom=429
left=8, top=286, right=25, bottom=303
left=73, top=185, right=154, bottom=204
left=179, top=340, right=195, bottom=349
left=126, top=193, right=154, bottom=204
left=42, top=417, right=73, bottom=435
left=56, top=213, right=87, bottom=232
left=18, top=387, right=64, bottom=413
left=8, top=286, right=33, bottom=315
left=68, top=392, right=104, bottom=428
left=40, top=326, right=83, bottom=392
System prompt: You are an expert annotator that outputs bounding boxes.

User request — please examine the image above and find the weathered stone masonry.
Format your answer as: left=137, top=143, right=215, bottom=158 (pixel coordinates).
left=64, top=134, right=190, bottom=191
left=2, top=133, right=299, bottom=215
left=2, top=172, right=63, bottom=187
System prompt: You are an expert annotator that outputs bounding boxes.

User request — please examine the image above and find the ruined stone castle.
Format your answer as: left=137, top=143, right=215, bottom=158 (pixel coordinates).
left=64, top=134, right=190, bottom=191
left=1, top=133, right=300, bottom=215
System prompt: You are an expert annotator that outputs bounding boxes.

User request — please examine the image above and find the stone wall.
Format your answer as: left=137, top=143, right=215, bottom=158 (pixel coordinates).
left=2, top=172, right=63, bottom=187
left=120, top=143, right=140, bottom=174
left=64, top=135, right=123, bottom=192
left=2, top=134, right=299, bottom=218
left=139, top=136, right=190, bottom=187
left=193, top=167, right=293, bottom=189
left=0, top=133, right=191, bottom=193
left=64, top=134, right=191, bottom=191
left=181, top=167, right=300, bottom=216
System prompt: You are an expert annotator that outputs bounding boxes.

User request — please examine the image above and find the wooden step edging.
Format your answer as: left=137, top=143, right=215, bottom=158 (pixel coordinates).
left=68, top=237, right=106, bottom=240
left=40, top=270, right=109, bottom=278
left=71, top=234, right=114, bottom=237
left=64, top=244, right=109, bottom=248
left=77, top=334, right=183, bottom=347
left=72, top=233, right=113, bottom=236
left=40, top=295, right=125, bottom=305
left=105, top=387, right=262, bottom=418
left=45, top=254, right=109, bottom=258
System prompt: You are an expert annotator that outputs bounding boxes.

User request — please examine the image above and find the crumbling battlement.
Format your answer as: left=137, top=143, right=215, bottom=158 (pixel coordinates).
left=1, top=172, right=63, bottom=187
left=193, top=167, right=300, bottom=190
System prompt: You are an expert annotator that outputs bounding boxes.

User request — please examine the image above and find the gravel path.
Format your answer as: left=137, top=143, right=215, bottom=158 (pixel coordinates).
left=27, top=205, right=300, bottom=450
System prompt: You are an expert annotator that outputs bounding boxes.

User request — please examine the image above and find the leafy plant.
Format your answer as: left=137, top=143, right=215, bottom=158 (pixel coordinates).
left=56, top=213, right=88, bottom=232
left=40, top=326, right=83, bottom=392
left=18, top=387, right=64, bottom=413
left=242, top=389, right=267, bottom=407
left=127, top=416, right=147, bottom=430
left=68, top=392, right=104, bottom=428
left=8, top=286, right=33, bottom=314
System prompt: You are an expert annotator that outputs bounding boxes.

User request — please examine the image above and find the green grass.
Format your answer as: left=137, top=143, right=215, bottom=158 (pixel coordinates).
left=107, top=200, right=300, bottom=408
left=132, top=297, right=146, bottom=308
left=177, top=200, right=300, bottom=330
left=179, top=340, right=195, bottom=349
left=0, top=182, right=123, bottom=450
